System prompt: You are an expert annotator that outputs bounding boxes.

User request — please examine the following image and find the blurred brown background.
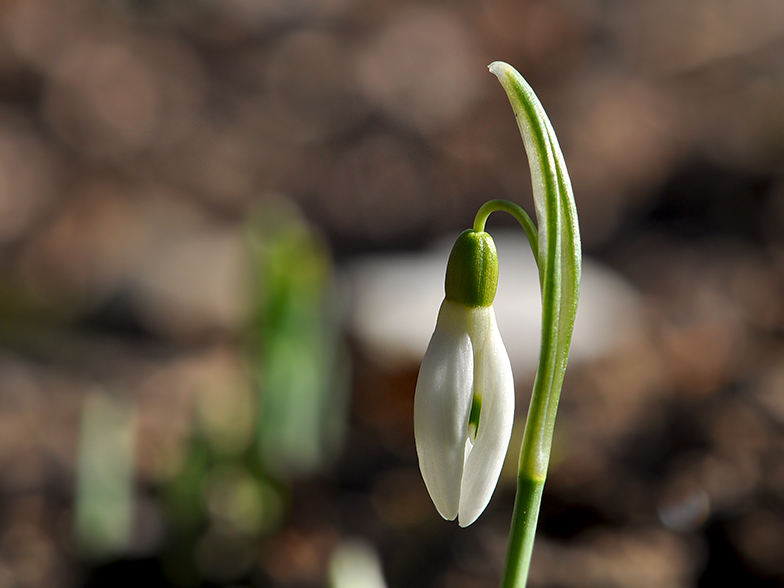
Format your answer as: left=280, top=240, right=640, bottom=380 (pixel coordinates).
left=1, top=0, right=784, bottom=587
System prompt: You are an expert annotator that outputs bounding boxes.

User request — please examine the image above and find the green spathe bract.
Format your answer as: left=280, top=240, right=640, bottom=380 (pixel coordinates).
left=445, top=229, right=499, bottom=308
left=487, top=62, right=581, bottom=588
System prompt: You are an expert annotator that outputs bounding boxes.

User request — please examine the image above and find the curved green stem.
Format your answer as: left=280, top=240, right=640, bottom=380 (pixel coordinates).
left=473, top=199, right=540, bottom=269
left=488, top=62, right=581, bottom=588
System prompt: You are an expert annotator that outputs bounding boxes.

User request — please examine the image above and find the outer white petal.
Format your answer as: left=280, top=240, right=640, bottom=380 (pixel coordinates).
left=458, top=306, right=515, bottom=527
left=414, top=301, right=473, bottom=521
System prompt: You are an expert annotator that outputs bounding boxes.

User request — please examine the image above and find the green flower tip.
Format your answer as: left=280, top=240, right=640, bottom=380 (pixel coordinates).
left=445, top=230, right=499, bottom=308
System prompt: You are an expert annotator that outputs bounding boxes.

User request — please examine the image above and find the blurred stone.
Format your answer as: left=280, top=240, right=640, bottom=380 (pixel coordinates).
left=700, top=454, right=759, bottom=511
left=741, top=74, right=784, bottom=169
left=549, top=334, right=670, bottom=496
left=731, top=507, right=784, bottom=576
left=621, top=240, right=752, bottom=397
left=616, top=0, right=784, bottom=74
left=726, top=252, right=781, bottom=331
left=424, top=104, right=537, bottom=232
left=681, top=67, right=784, bottom=173
left=708, top=399, right=769, bottom=458
left=19, top=180, right=204, bottom=310
left=753, top=360, right=784, bottom=440
left=19, top=178, right=148, bottom=309
left=754, top=358, right=784, bottom=427
left=213, top=0, right=349, bottom=29
left=43, top=33, right=205, bottom=161
left=0, top=357, right=85, bottom=494
left=560, top=74, right=686, bottom=245
left=161, top=121, right=259, bottom=207
left=657, top=472, right=710, bottom=532
left=263, top=527, right=338, bottom=585
left=529, top=528, right=699, bottom=588
left=3, top=0, right=92, bottom=71
left=346, top=230, right=642, bottom=371
left=261, top=30, right=368, bottom=143
left=371, top=468, right=432, bottom=528
left=659, top=317, right=743, bottom=398
left=763, top=443, right=784, bottom=500
left=0, top=114, right=61, bottom=243
left=131, top=223, right=246, bottom=340
left=355, top=6, right=484, bottom=134
left=322, top=133, right=427, bottom=243
left=0, top=502, right=68, bottom=588
left=0, top=359, right=51, bottom=493
left=699, top=400, right=766, bottom=507
left=45, top=39, right=161, bottom=154
left=19, top=179, right=248, bottom=338
left=478, top=0, right=587, bottom=73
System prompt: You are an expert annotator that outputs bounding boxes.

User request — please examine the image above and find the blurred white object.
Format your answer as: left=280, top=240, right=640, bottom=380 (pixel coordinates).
left=346, top=230, right=641, bottom=370
left=328, top=539, right=387, bottom=588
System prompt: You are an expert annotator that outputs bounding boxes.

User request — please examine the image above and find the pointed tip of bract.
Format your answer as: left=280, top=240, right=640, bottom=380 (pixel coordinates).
left=487, top=61, right=511, bottom=78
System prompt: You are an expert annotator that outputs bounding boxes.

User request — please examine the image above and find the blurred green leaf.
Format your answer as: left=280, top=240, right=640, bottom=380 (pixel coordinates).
left=246, top=201, right=350, bottom=478
left=74, top=390, right=136, bottom=559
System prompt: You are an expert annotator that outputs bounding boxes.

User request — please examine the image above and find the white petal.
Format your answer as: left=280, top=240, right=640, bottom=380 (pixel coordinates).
left=414, top=301, right=473, bottom=521
left=458, top=307, right=515, bottom=527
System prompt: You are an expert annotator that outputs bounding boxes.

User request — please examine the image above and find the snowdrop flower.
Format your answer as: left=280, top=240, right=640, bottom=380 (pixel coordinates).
left=414, top=229, right=514, bottom=527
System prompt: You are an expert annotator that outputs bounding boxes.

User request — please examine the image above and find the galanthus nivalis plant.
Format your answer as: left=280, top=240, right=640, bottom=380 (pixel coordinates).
left=414, top=62, right=581, bottom=588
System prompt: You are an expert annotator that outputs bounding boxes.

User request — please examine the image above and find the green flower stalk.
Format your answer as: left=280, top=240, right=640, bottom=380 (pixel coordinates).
left=413, top=62, right=581, bottom=587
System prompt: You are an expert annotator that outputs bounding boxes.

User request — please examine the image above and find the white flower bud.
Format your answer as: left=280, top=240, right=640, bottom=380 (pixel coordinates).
left=414, top=299, right=514, bottom=527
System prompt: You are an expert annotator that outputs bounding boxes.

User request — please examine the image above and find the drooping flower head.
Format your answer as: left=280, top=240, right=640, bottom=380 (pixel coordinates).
left=414, top=230, right=514, bottom=527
